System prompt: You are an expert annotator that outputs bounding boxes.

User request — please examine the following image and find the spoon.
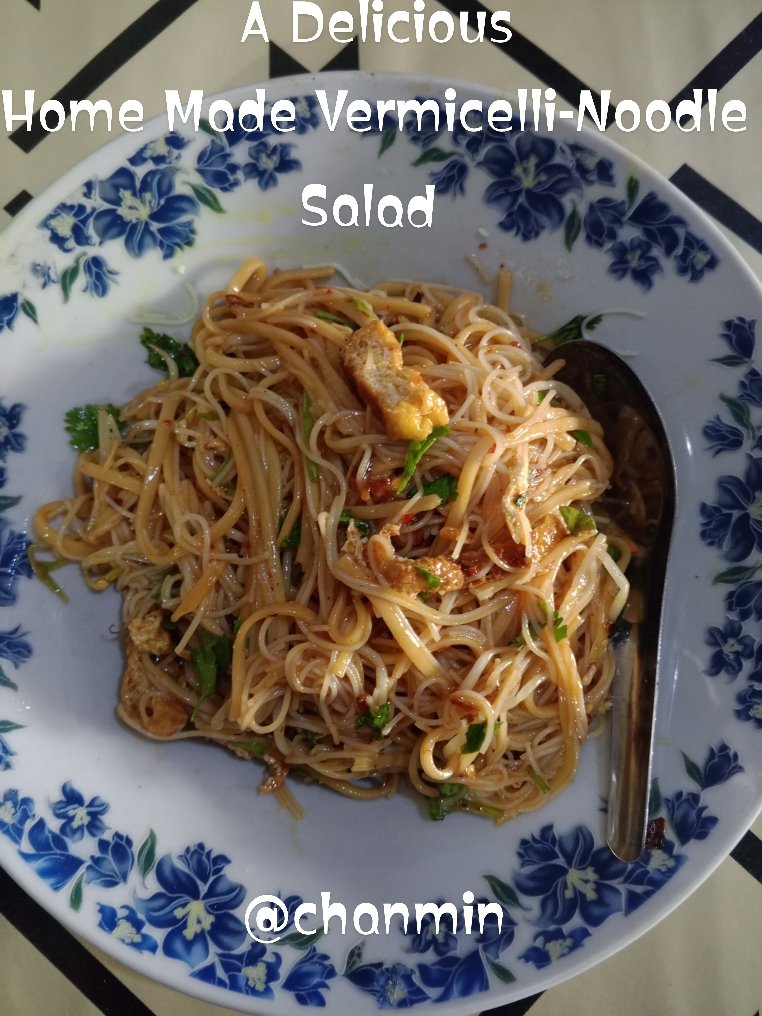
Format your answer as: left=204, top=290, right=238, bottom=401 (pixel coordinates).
left=552, top=339, right=676, bottom=863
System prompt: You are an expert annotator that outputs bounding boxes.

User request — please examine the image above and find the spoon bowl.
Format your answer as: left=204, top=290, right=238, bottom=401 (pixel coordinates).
left=552, top=339, right=677, bottom=862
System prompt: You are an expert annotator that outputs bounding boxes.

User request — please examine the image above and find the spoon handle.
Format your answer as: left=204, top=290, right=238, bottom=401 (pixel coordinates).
left=607, top=617, right=656, bottom=861
left=607, top=549, right=667, bottom=862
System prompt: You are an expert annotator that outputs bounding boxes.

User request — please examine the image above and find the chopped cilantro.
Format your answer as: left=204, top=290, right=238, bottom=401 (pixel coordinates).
left=280, top=516, right=302, bottom=551
left=534, top=313, right=604, bottom=348
left=559, top=505, right=597, bottom=534
left=339, top=510, right=373, bottom=537
left=463, top=721, right=487, bottom=754
left=211, top=455, right=234, bottom=486
left=140, top=327, right=198, bottom=377
left=529, top=769, right=551, bottom=793
left=538, top=389, right=549, bottom=404
left=64, top=403, right=126, bottom=453
left=27, top=545, right=69, bottom=602
left=315, top=309, right=353, bottom=327
left=607, top=544, right=622, bottom=562
left=302, top=391, right=319, bottom=482
left=591, top=372, right=608, bottom=397
left=396, top=426, right=450, bottom=494
left=429, top=782, right=466, bottom=821
left=419, top=474, right=458, bottom=505
left=191, top=629, right=232, bottom=719
left=237, top=739, right=268, bottom=757
left=552, top=610, right=568, bottom=642
left=396, top=331, right=405, bottom=346
left=415, top=566, right=442, bottom=590
left=511, top=623, right=536, bottom=648
left=350, top=296, right=373, bottom=316
left=356, top=701, right=391, bottom=737
left=570, top=429, right=594, bottom=448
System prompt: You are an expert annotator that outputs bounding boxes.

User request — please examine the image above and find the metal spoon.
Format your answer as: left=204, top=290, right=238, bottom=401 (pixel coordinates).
left=552, top=339, right=676, bottom=863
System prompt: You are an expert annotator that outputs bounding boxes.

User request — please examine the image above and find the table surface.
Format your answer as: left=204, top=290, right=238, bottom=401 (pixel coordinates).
left=1, top=2, right=761, bottom=1014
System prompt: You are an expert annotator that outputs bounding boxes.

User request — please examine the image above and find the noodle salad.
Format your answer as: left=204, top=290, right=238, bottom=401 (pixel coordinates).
left=33, top=259, right=629, bottom=823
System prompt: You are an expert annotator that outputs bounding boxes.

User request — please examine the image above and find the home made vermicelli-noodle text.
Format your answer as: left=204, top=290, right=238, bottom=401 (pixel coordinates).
left=34, top=259, right=630, bottom=823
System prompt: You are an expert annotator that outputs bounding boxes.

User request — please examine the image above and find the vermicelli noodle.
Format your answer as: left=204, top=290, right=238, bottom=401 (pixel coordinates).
left=34, top=258, right=629, bottom=823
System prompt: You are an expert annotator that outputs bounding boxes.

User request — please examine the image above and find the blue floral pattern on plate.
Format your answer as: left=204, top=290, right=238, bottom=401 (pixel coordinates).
left=368, top=103, right=718, bottom=290
left=697, top=318, right=762, bottom=729
left=0, top=743, right=741, bottom=1008
left=0, top=82, right=758, bottom=1011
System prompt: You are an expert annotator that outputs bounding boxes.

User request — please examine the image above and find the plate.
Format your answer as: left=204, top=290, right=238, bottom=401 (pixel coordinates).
left=0, top=73, right=761, bottom=1014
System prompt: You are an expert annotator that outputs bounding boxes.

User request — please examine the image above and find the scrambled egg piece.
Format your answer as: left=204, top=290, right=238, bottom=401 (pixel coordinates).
left=120, top=639, right=186, bottom=737
left=381, top=554, right=465, bottom=596
left=368, top=528, right=464, bottom=596
left=340, top=319, right=448, bottom=441
left=127, top=609, right=172, bottom=656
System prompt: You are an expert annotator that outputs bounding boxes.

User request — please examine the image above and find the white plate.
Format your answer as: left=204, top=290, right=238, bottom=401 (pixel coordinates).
left=0, top=73, right=761, bottom=1014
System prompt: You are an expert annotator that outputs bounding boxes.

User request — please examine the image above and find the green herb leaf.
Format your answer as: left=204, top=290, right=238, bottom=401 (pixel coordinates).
left=415, top=566, right=442, bottom=590
left=429, top=782, right=466, bottom=821
left=280, top=516, right=302, bottom=551
left=356, top=701, right=391, bottom=738
left=315, top=309, right=353, bottom=327
left=237, top=739, right=268, bottom=757
left=140, top=327, right=199, bottom=378
left=396, top=331, right=405, bottom=346
left=607, top=544, right=622, bottom=562
left=559, top=505, right=597, bottom=534
left=339, top=510, right=373, bottom=537
left=528, top=769, right=550, bottom=793
left=464, top=721, right=487, bottom=754
left=552, top=610, right=568, bottom=642
left=396, top=426, right=450, bottom=494
left=28, top=546, right=69, bottom=602
left=537, top=389, right=549, bottom=404
left=592, top=372, right=608, bottom=396
left=570, top=429, right=594, bottom=447
left=64, top=403, right=126, bottom=453
left=420, top=474, right=458, bottom=505
left=350, top=296, right=373, bottom=316
left=191, top=629, right=232, bottom=719
left=535, top=313, right=604, bottom=348
left=302, top=391, right=319, bottom=482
